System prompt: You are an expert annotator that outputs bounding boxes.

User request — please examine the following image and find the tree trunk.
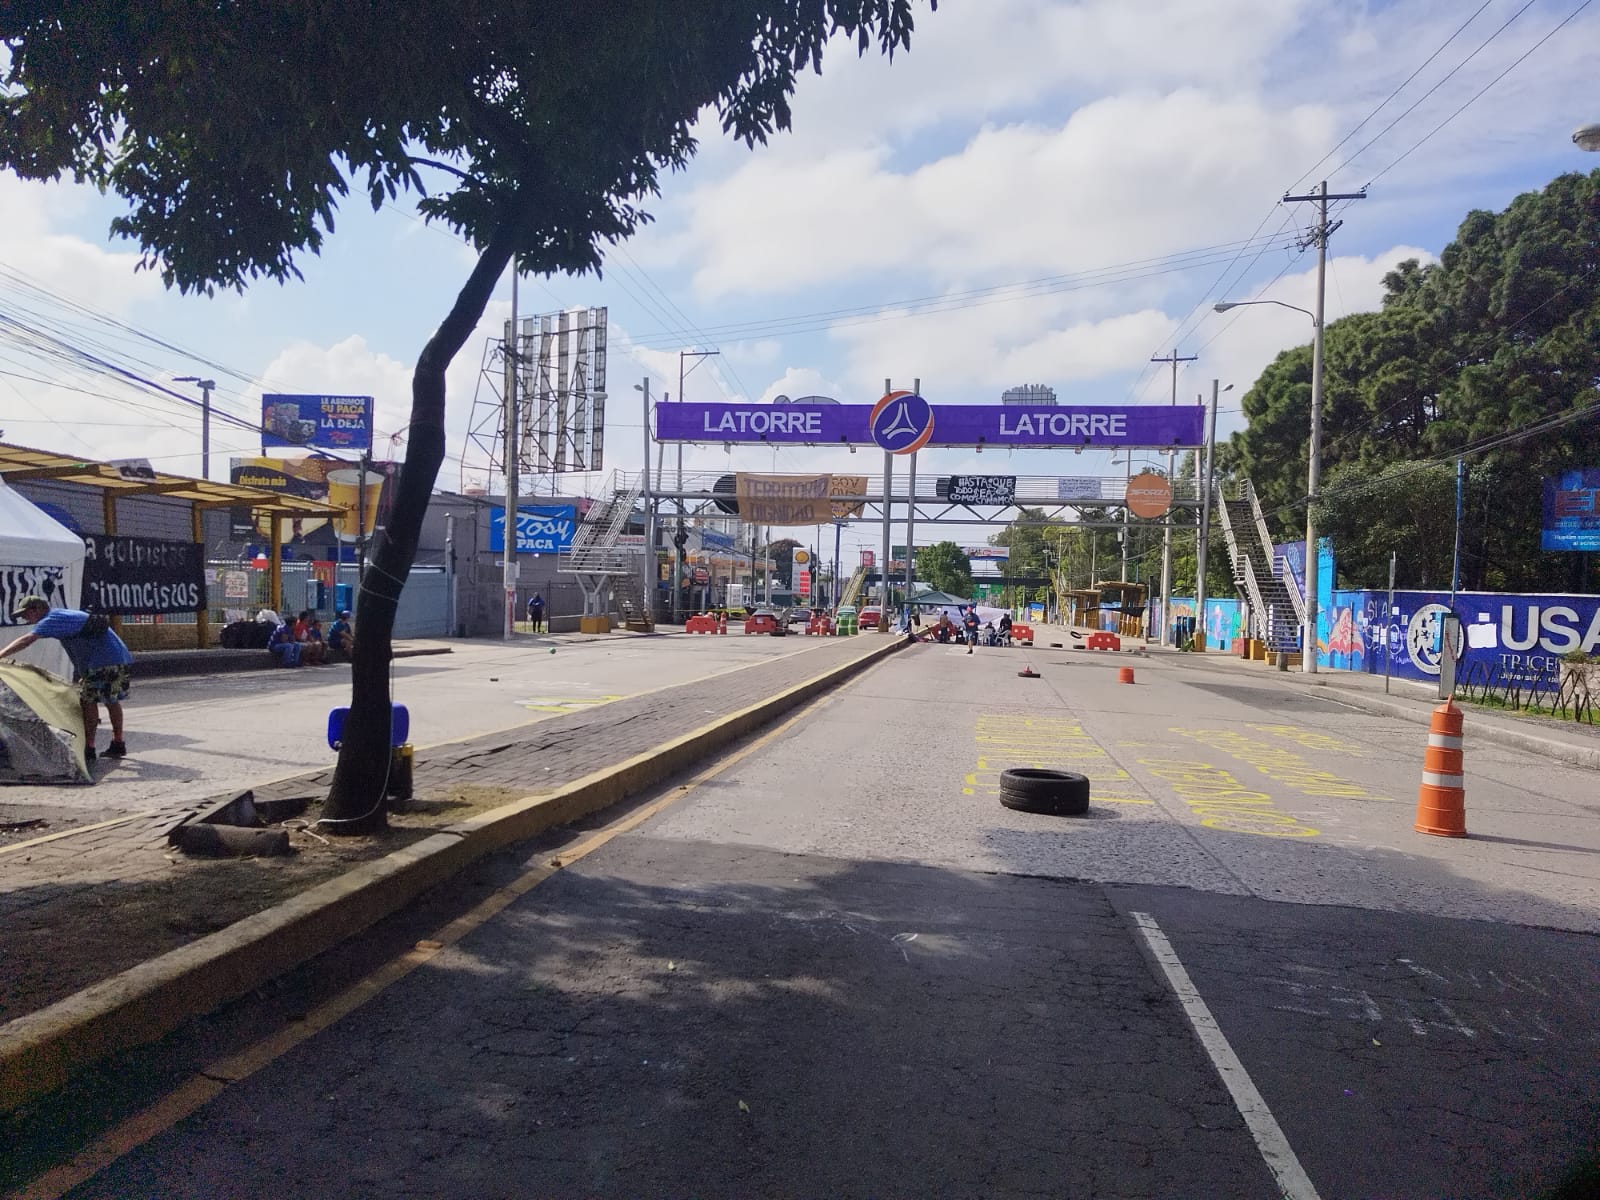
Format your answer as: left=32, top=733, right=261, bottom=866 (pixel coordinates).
left=321, top=227, right=517, bottom=832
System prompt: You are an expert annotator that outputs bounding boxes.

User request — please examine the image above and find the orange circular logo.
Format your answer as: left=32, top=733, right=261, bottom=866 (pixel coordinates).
left=1124, top=472, right=1173, bottom=519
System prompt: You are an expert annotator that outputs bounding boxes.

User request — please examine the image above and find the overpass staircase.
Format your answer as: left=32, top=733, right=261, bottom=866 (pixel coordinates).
left=837, top=563, right=869, bottom=609
left=1215, top=480, right=1303, bottom=653
left=558, top=471, right=652, bottom=629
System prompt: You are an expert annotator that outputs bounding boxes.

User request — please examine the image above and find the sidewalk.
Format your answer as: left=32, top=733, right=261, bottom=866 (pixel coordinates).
left=133, top=639, right=453, bottom=679
left=0, top=632, right=903, bottom=1110
left=1154, top=641, right=1600, bottom=769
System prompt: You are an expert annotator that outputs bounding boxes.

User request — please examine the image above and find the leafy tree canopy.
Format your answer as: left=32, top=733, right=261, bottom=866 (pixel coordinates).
left=1232, top=169, right=1600, bottom=593
left=915, top=541, right=973, bottom=598
left=0, top=1, right=933, bottom=826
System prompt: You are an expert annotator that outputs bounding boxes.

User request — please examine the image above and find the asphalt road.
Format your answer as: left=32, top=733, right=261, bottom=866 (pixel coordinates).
left=15, top=642, right=1600, bottom=1199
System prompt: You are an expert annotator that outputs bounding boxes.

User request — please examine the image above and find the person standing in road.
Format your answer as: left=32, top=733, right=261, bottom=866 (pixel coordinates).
left=962, top=604, right=980, bottom=655
left=528, top=591, right=546, bottom=633
left=0, top=596, right=133, bottom=763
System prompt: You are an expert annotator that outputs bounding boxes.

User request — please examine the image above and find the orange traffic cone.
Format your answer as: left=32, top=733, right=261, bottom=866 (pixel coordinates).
left=718, top=613, right=727, bottom=635
left=1415, top=699, right=1467, bottom=837
left=1117, top=666, right=1135, bottom=684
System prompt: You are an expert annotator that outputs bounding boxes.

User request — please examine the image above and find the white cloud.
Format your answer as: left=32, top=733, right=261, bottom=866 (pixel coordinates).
left=674, top=90, right=1336, bottom=301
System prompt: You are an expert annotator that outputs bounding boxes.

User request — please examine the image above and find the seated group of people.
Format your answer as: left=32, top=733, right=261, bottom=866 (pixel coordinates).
left=264, top=608, right=355, bottom=667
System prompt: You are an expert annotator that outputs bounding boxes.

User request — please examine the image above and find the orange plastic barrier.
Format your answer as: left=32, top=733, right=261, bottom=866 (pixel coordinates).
left=1084, top=631, right=1122, bottom=651
left=1415, top=699, right=1467, bottom=837
left=1011, top=623, right=1034, bottom=645
left=744, top=613, right=780, bottom=636
left=807, top=616, right=834, bottom=636
left=685, top=614, right=718, bottom=634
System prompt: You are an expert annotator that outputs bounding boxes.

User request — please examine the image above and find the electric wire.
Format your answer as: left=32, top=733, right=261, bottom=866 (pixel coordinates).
left=1283, top=0, right=1496, bottom=195
left=1360, top=0, right=1595, bottom=190
left=1326, top=0, right=1543, bottom=182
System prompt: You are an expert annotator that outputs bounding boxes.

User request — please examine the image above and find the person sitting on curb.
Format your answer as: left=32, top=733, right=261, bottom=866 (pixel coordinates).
left=299, top=616, right=330, bottom=666
left=327, top=610, right=355, bottom=661
left=267, top=619, right=303, bottom=667
left=0, top=596, right=133, bottom=763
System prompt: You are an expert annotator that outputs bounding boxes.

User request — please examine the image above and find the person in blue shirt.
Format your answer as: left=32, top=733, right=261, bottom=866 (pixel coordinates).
left=327, top=610, right=355, bottom=661
left=0, top=596, right=134, bottom=762
left=527, top=591, right=546, bottom=633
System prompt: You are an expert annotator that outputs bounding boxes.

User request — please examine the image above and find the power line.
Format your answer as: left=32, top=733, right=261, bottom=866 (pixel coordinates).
left=1284, top=0, right=1495, bottom=194
left=1328, top=0, right=1543, bottom=181
left=1362, top=0, right=1595, bottom=189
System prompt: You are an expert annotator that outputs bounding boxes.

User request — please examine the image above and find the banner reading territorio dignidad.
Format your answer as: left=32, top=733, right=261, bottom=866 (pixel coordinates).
left=81, top=534, right=206, bottom=614
left=735, top=473, right=833, bottom=524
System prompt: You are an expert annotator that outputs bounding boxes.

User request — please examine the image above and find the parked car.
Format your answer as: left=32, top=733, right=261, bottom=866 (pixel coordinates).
left=785, top=607, right=813, bottom=626
left=859, top=606, right=882, bottom=629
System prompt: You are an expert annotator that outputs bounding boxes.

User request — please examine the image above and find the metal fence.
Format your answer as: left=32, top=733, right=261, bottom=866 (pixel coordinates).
left=1457, top=660, right=1597, bottom=726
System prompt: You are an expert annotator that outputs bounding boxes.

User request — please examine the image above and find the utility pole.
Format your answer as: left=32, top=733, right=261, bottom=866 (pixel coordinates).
left=1150, top=348, right=1196, bottom=645
left=174, top=376, right=216, bottom=479
left=677, top=350, right=718, bottom=624
left=1195, top=380, right=1220, bottom=642
left=502, top=272, right=519, bottom=639
left=1282, top=179, right=1365, bottom=674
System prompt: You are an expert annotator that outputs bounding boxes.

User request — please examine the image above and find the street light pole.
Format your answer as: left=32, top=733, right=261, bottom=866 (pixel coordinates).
left=173, top=376, right=216, bottom=479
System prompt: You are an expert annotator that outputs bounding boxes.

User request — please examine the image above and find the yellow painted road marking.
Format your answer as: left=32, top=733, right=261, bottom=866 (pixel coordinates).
left=517, top=694, right=626, bottom=714
left=965, top=714, right=1147, bottom=801
left=1140, top=758, right=1320, bottom=839
left=1169, top=728, right=1389, bottom=801
left=11, top=694, right=839, bottom=1200
left=1245, top=723, right=1368, bottom=758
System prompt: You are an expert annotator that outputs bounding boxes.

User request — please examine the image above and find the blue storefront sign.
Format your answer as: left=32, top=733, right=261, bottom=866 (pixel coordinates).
left=1541, top=468, right=1600, bottom=551
left=655, top=401, right=1205, bottom=448
left=261, top=394, right=373, bottom=451
left=490, top=505, right=577, bottom=554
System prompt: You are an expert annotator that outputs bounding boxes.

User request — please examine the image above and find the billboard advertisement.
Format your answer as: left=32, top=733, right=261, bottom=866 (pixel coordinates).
left=490, top=505, right=578, bottom=554
left=1541, top=468, right=1600, bottom=551
left=655, top=401, right=1205, bottom=449
left=230, top=456, right=396, bottom=554
left=261, top=394, right=373, bottom=452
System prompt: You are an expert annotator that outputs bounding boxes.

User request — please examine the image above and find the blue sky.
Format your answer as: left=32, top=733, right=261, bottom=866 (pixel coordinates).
left=3, top=0, right=1598, bottom=561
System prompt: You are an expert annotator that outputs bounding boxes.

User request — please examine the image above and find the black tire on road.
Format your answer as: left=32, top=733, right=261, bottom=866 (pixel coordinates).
left=999, top=768, right=1090, bottom=816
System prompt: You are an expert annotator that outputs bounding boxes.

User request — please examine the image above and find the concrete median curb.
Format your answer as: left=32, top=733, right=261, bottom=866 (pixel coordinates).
left=0, top=637, right=905, bottom=1114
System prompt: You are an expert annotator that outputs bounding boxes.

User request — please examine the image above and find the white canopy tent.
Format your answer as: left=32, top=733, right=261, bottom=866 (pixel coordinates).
left=0, top=478, right=86, bottom=680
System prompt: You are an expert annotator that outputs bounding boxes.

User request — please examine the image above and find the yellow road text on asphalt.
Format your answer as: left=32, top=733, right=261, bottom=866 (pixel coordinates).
left=1243, top=723, right=1369, bottom=760
left=1168, top=728, right=1390, bottom=801
left=967, top=715, right=1151, bottom=804
left=1139, top=759, right=1320, bottom=838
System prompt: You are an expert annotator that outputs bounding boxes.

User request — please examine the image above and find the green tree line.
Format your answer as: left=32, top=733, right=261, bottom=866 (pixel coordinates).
left=1233, top=169, right=1600, bottom=594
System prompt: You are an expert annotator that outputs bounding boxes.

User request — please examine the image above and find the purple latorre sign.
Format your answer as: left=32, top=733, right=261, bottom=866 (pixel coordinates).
left=655, top=402, right=1205, bottom=448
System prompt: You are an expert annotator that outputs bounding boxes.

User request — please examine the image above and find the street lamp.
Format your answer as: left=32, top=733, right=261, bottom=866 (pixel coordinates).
left=1214, top=297, right=1322, bottom=672
left=1574, top=124, right=1600, bottom=151
left=173, top=376, right=216, bottom=479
